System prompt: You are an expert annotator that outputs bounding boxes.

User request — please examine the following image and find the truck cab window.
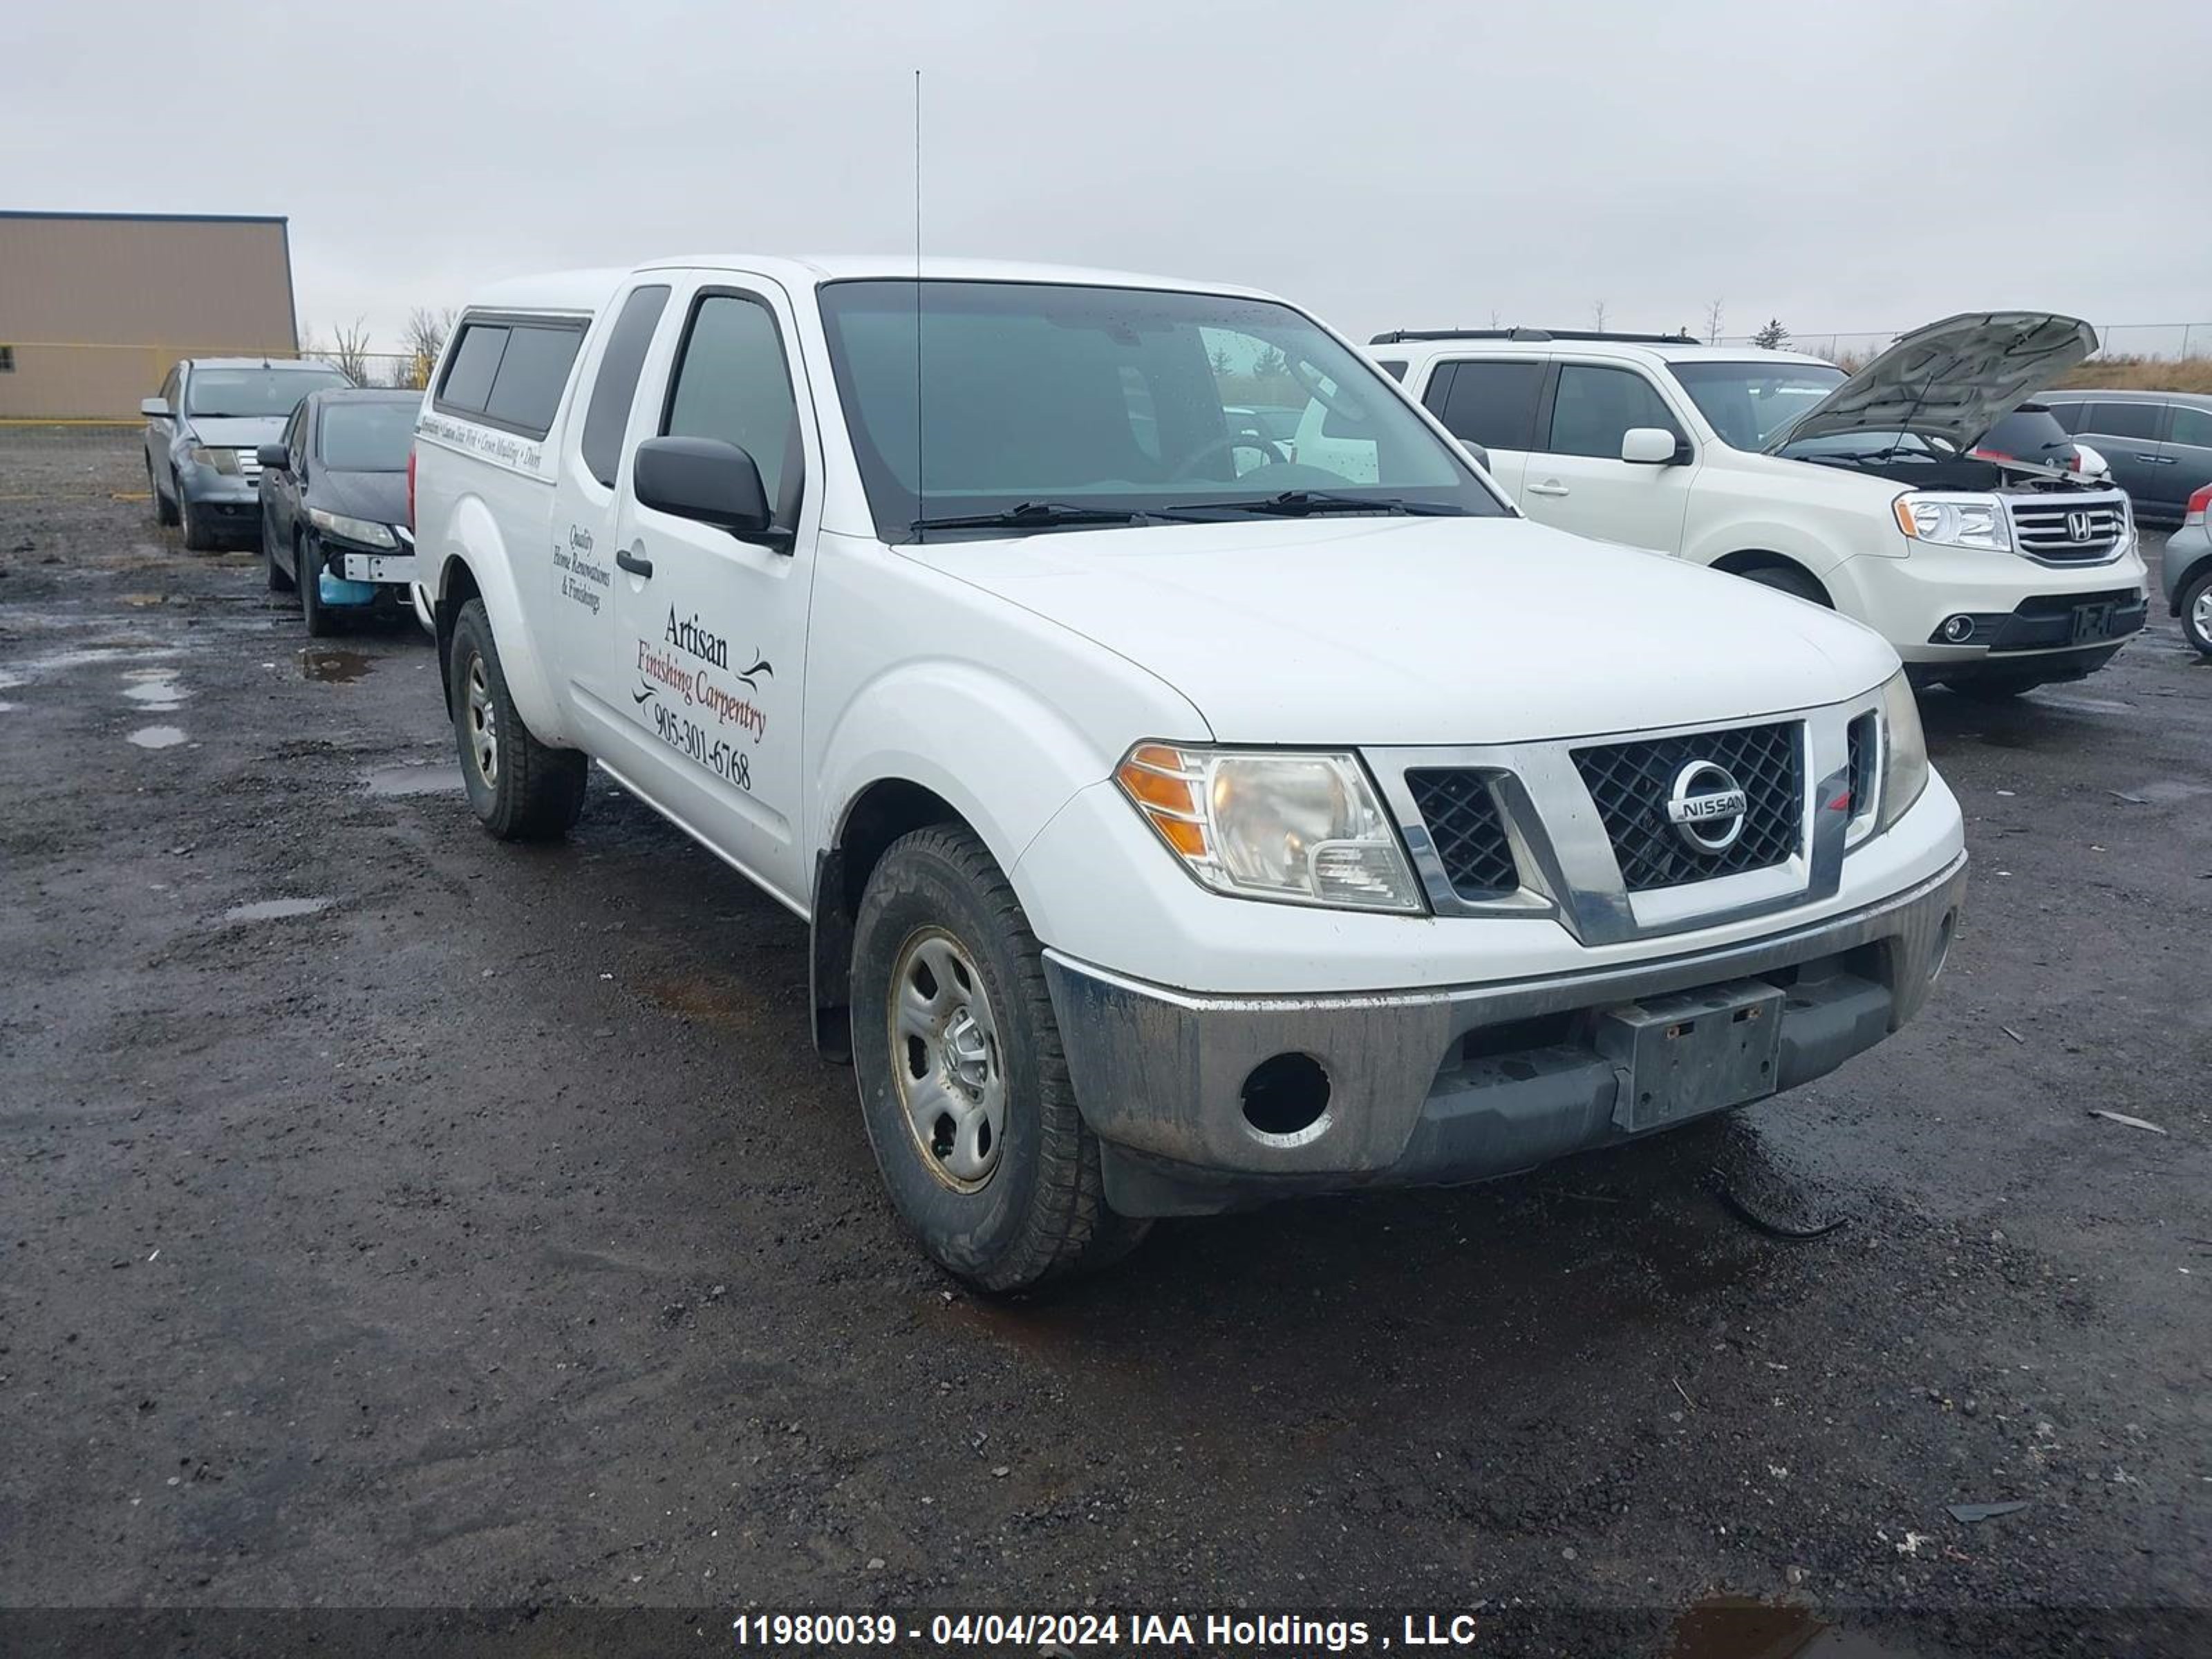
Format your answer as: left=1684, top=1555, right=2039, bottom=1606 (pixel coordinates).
left=663, top=294, right=801, bottom=525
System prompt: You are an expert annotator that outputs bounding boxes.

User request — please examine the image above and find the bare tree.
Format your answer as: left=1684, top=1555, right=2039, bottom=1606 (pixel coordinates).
left=1489, top=308, right=1501, bottom=329
left=1592, top=299, right=1608, bottom=331
left=326, top=318, right=373, bottom=386
left=1705, top=299, right=1725, bottom=344
left=400, top=307, right=456, bottom=388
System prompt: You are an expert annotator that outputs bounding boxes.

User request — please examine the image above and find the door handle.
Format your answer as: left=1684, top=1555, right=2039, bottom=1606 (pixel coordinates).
left=1526, top=480, right=1570, bottom=496
left=2132, top=453, right=2162, bottom=464
left=615, top=547, right=653, bottom=578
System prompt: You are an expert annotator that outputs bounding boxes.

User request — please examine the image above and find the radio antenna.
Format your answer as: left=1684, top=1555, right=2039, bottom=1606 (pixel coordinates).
left=912, top=67, right=925, bottom=542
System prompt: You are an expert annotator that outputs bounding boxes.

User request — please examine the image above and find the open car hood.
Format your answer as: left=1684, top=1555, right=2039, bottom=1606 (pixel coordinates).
left=1763, top=312, right=2097, bottom=456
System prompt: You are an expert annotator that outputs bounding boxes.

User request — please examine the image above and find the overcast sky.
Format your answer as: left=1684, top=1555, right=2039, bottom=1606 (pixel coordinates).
left=11, top=1, right=2209, bottom=357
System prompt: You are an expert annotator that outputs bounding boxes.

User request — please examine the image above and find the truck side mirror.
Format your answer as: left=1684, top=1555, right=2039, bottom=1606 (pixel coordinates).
left=142, top=397, right=171, bottom=419
left=1621, top=427, right=1684, bottom=466
left=634, top=435, right=774, bottom=541
left=256, top=444, right=290, bottom=471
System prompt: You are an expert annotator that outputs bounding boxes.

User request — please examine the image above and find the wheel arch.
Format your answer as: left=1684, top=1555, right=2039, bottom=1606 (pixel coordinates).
left=1710, top=547, right=1833, bottom=605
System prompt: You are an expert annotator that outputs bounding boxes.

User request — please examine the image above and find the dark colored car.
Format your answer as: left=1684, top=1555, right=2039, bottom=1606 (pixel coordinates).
left=142, top=357, right=355, bottom=550
left=1970, top=402, right=2088, bottom=474
left=256, top=388, right=420, bottom=637
left=2039, top=389, right=2212, bottom=525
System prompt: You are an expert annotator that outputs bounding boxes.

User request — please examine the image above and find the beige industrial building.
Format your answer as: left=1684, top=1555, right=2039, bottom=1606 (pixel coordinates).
left=0, top=212, right=299, bottom=420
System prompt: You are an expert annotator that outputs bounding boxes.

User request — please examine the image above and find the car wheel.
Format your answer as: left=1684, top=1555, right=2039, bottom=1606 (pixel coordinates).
left=850, top=825, right=1141, bottom=1291
left=149, top=459, right=179, bottom=527
left=447, top=598, right=588, bottom=841
left=1737, top=563, right=1828, bottom=606
left=178, top=482, right=218, bottom=553
left=264, top=512, right=294, bottom=594
left=2182, top=568, right=2212, bottom=661
left=298, top=534, right=333, bottom=637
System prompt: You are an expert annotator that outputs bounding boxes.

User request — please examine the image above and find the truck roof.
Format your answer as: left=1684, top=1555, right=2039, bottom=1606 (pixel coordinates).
left=1371, top=333, right=1840, bottom=371
left=464, top=256, right=1281, bottom=315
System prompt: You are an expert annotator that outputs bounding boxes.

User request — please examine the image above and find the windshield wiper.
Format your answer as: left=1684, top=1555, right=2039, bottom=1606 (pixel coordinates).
left=1166, top=490, right=1467, bottom=518
left=910, top=500, right=1174, bottom=535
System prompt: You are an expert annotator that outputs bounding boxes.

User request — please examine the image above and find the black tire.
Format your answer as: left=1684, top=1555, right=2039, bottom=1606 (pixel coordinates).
left=851, top=825, right=1141, bottom=1291
left=298, top=534, right=333, bottom=637
left=264, top=512, right=294, bottom=593
left=178, top=483, right=217, bottom=552
left=1736, top=563, right=1828, bottom=606
left=447, top=598, right=588, bottom=841
left=2181, top=568, right=2212, bottom=661
left=149, top=459, right=179, bottom=527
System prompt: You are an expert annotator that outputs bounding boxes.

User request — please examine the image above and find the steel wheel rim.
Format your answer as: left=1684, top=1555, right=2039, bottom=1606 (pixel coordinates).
left=888, top=926, right=1006, bottom=1192
left=465, top=655, right=499, bottom=786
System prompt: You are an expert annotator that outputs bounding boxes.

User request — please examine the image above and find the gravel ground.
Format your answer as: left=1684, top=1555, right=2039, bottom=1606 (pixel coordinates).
left=1, top=428, right=2206, bottom=1656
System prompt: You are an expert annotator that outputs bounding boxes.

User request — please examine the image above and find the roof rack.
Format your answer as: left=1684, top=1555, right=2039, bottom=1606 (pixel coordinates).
left=1369, top=327, right=1700, bottom=346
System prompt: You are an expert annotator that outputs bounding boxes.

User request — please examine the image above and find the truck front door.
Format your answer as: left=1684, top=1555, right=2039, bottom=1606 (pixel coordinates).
left=604, top=276, right=818, bottom=909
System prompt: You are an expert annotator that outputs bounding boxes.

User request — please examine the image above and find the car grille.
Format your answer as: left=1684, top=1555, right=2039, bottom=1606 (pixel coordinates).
left=2009, top=499, right=2125, bottom=562
left=1571, top=722, right=1803, bottom=892
left=1846, top=712, right=1877, bottom=820
left=1405, top=769, right=1518, bottom=901
left=234, top=447, right=262, bottom=479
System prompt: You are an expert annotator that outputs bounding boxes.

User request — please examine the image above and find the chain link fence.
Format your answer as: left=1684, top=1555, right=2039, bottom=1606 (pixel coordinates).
left=0, top=341, right=433, bottom=422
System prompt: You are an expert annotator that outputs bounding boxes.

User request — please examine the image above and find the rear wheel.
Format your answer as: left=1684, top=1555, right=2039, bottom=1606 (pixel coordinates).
left=850, top=825, right=1143, bottom=1291
left=2182, top=568, right=2212, bottom=661
left=1736, top=563, right=1828, bottom=606
left=447, top=598, right=588, bottom=841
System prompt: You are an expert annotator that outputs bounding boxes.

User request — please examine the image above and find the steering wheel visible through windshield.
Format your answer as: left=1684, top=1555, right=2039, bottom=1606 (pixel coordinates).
left=816, top=280, right=1506, bottom=540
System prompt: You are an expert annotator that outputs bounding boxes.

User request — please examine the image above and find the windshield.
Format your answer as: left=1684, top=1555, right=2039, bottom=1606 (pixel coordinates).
left=185, top=366, right=353, bottom=419
left=317, top=400, right=418, bottom=471
left=816, top=281, right=1504, bottom=539
left=1666, top=360, right=1846, bottom=450
left=1974, top=406, right=2074, bottom=464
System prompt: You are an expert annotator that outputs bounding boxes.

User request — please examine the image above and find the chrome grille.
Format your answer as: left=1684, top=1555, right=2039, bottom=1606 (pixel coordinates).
left=1571, top=722, right=1802, bottom=892
left=234, top=447, right=262, bottom=479
left=1405, top=770, right=1517, bottom=901
left=2009, top=498, right=2126, bottom=562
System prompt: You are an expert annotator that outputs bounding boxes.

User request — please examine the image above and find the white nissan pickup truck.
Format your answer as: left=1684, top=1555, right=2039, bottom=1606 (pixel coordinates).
left=410, top=256, right=1967, bottom=1289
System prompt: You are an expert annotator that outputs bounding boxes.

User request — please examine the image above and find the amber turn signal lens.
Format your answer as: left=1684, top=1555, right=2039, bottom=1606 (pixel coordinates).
left=1115, top=744, right=1209, bottom=861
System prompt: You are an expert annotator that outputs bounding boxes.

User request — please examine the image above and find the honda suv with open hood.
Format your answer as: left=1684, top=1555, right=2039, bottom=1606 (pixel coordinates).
left=1378, top=313, right=2148, bottom=697
left=411, top=257, right=1966, bottom=1288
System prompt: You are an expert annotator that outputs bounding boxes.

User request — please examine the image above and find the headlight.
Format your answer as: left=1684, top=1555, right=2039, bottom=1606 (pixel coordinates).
left=1893, top=494, right=2009, bottom=552
left=186, top=444, right=239, bottom=476
left=1877, top=671, right=1929, bottom=831
left=1115, top=744, right=1423, bottom=912
left=307, top=507, right=397, bottom=549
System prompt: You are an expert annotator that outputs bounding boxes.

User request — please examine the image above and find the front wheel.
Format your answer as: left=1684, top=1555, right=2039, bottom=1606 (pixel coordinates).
left=2182, top=568, right=2212, bottom=661
left=264, top=512, right=294, bottom=593
left=850, top=825, right=1143, bottom=1291
left=1736, top=563, right=1829, bottom=606
left=178, top=480, right=216, bottom=552
left=149, top=460, right=179, bottom=527
left=298, top=534, right=333, bottom=636
left=447, top=599, right=588, bottom=841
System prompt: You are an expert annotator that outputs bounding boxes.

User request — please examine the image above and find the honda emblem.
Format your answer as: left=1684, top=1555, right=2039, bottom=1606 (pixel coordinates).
left=2066, top=509, right=2092, bottom=542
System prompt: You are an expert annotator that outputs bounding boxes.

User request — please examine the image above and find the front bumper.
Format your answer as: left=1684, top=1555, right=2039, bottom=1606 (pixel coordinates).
left=1044, top=853, right=1967, bottom=1217
left=178, top=466, right=261, bottom=524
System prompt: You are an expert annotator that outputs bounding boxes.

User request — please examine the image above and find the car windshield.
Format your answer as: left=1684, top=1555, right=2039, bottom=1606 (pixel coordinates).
left=1974, top=406, right=2073, bottom=463
left=1777, top=429, right=1951, bottom=465
left=816, top=280, right=1503, bottom=539
left=185, top=366, right=352, bottom=418
left=317, top=400, right=418, bottom=471
left=1666, top=360, right=1848, bottom=450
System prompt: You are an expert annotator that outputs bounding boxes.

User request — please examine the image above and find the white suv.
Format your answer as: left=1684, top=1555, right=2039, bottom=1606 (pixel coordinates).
left=1372, top=315, right=2150, bottom=697
left=411, top=256, right=1965, bottom=1288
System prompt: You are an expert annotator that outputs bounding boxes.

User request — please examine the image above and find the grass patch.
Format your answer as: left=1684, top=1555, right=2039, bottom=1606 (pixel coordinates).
left=2057, top=356, right=2212, bottom=393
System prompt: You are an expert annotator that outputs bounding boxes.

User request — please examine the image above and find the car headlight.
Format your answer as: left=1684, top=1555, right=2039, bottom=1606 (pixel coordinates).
left=1877, top=671, right=1929, bottom=831
left=1115, top=743, right=1423, bottom=912
left=307, top=507, right=397, bottom=549
left=1893, top=494, right=2009, bottom=552
left=186, top=444, right=239, bottom=476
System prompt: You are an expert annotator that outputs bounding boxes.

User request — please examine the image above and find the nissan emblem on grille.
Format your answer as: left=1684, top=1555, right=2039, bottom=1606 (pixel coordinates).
left=1665, top=760, right=1749, bottom=854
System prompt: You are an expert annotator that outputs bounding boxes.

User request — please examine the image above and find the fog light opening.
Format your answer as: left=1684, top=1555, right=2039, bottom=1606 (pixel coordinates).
left=1940, top=614, right=1976, bottom=644
left=1929, top=910, right=1956, bottom=984
left=1240, top=1053, right=1331, bottom=1143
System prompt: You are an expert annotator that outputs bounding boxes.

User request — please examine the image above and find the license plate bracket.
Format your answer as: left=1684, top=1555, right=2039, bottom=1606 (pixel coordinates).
left=1595, top=978, right=1785, bottom=1133
left=2070, top=601, right=2116, bottom=644
left=341, top=552, right=418, bottom=585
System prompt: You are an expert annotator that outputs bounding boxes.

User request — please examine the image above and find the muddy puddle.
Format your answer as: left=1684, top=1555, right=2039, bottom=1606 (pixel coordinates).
left=126, top=725, right=187, bottom=749
left=362, top=762, right=463, bottom=798
left=1667, top=1595, right=1922, bottom=1659
left=299, top=648, right=374, bottom=684
left=122, top=668, right=186, bottom=710
left=223, top=897, right=335, bottom=924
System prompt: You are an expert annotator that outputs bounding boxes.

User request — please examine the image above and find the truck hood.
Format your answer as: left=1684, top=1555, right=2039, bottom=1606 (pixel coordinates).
left=182, top=415, right=288, bottom=447
left=910, top=516, right=1897, bottom=745
left=1765, top=311, right=2097, bottom=456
